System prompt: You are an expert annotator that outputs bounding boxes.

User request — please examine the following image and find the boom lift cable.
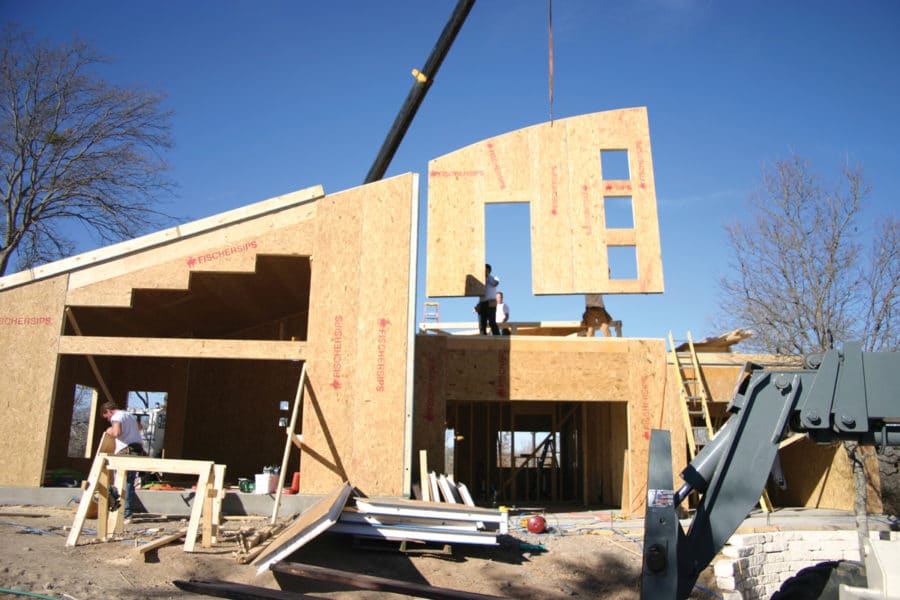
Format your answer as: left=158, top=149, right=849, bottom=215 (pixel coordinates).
left=548, top=0, right=554, bottom=124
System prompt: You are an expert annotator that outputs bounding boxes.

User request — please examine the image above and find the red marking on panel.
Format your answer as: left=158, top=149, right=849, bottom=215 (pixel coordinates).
left=486, top=142, right=507, bottom=190
left=581, top=184, right=593, bottom=235
left=186, top=240, right=258, bottom=268
left=429, top=170, right=485, bottom=177
left=375, top=318, right=390, bottom=392
left=640, top=374, right=651, bottom=440
left=1, top=316, right=52, bottom=326
left=331, top=315, right=344, bottom=391
left=635, top=140, right=648, bottom=190
left=603, top=181, right=633, bottom=194
left=550, top=166, right=560, bottom=216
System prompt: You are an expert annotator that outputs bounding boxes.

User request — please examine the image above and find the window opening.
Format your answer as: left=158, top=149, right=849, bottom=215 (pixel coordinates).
left=608, top=246, right=638, bottom=280
left=600, top=149, right=630, bottom=180
left=67, top=384, right=97, bottom=458
left=603, top=196, right=634, bottom=229
left=125, top=390, right=168, bottom=457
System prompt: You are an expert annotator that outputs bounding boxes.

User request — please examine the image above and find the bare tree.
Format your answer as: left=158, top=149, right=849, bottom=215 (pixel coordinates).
left=0, top=26, right=175, bottom=276
left=719, top=152, right=900, bottom=534
left=719, top=153, right=898, bottom=354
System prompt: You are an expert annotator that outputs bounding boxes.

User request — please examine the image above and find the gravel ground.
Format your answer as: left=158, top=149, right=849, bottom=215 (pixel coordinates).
left=0, top=505, right=722, bottom=599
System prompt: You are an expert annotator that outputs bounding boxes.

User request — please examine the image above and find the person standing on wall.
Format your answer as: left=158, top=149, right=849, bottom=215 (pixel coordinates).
left=582, top=294, right=613, bottom=337
left=473, top=263, right=501, bottom=335
left=495, top=291, right=511, bottom=335
left=101, top=401, right=146, bottom=523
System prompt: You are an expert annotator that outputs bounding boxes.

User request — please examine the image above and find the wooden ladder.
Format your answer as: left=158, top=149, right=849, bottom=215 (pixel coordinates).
left=668, top=331, right=774, bottom=512
left=668, top=331, right=714, bottom=460
left=423, top=302, right=440, bottom=323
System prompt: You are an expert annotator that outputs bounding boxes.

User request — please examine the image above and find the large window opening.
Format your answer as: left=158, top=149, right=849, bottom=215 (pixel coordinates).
left=482, top=203, right=583, bottom=323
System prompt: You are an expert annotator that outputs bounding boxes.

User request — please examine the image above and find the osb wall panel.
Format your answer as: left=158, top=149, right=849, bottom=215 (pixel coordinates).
left=412, top=334, right=449, bottom=476
left=625, top=339, right=680, bottom=516
left=768, top=438, right=882, bottom=513
left=427, top=107, right=663, bottom=297
left=66, top=202, right=319, bottom=307
left=302, top=174, right=417, bottom=496
left=412, top=335, right=678, bottom=515
left=431, top=336, right=657, bottom=403
left=182, top=359, right=303, bottom=478
left=0, top=275, right=67, bottom=485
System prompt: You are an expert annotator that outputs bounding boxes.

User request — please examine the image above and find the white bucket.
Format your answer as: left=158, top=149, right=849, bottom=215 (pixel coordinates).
left=254, top=473, right=276, bottom=494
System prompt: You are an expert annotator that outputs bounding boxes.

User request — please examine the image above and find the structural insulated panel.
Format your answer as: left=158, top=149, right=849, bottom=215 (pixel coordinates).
left=412, top=335, right=679, bottom=515
left=0, top=276, right=68, bottom=485
left=66, top=201, right=319, bottom=307
left=427, top=107, right=663, bottom=297
left=302, top=174, right=418, bottom=497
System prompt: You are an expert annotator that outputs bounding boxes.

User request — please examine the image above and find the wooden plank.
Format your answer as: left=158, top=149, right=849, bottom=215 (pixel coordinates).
left=64, top=309, right=116, bottom=409
left=253, top=482, right=352, bottom=574
left=272, top=364, right=307, bottom=524
left=202, top=487, right=216, bottom=548
left=104, top=456, right=215, bottom=475
left=66, top=435, right=114, bottom=546
left=135, top=529, right=187, bottom=555
left=211, top=464, right=226, bottom=543
left=270, top=560, right=508, bottom=600
left=419, top=450, right=430, bottom=502
left=83, top=388, right=100, bottom=459
left=97, top=467, right=111, bottom=540
left=111, top=467, right=127, bottom=533
left=0, top=185, right=324, bottom=291
left=184, top=462, right=212, bottom=552
left=58, top=336, right=307, bottom=360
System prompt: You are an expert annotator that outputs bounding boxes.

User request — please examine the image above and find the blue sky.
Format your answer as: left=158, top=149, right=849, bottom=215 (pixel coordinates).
left=3, top=0, right=898, bottom=341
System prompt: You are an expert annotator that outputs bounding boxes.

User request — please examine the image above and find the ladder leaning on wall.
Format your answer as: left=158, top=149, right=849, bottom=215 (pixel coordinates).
left=668, top=331, right=774, bottom=512
left=423, top=302, right=440, bottom=323
left=668, top=331, right=714, bottom=460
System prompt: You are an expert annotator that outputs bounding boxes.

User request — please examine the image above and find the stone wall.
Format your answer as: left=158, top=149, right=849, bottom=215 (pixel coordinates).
left=713, top=530, right=863, bottom=600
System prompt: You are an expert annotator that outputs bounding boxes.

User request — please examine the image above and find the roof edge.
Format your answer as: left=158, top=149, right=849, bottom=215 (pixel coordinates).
left=0, top=184, right=325, bottom=291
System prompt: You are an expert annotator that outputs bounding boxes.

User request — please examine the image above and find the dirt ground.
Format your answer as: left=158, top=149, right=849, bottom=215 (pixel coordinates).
left=0, top=505, right=721, bottom=599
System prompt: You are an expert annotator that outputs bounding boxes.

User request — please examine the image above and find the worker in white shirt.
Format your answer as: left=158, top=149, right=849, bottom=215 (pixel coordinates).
left=496, top=291, right=510, bottom=335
